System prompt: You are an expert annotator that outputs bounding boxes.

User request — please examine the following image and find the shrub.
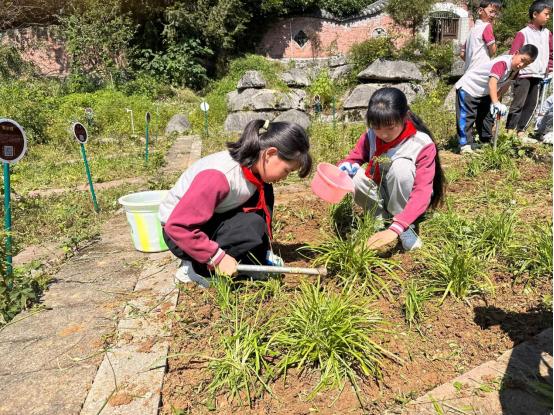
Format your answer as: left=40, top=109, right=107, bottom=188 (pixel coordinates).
left=349, top=36, right=396, bottom=74
left=307, top=69, right=336, bottom=108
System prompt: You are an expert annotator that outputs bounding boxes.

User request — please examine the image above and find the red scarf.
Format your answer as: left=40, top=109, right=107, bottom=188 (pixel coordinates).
left=241, top=166, right=272, bottom=239
left=365, top=120, right=417, bottom=184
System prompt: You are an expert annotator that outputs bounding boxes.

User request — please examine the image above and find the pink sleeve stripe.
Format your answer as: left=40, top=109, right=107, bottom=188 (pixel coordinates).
left=339, top=131, right=370, bottom=166
left=207, top=248, right=226, bottom=269
left=510, top=32, right=525, bottom=55
left=388, top=222, right=405, bottom=235
left=483, top=23, right=495, bottom=45
left=490, top=61, right=507, bottom=78
left=164, top=170, right=230, bottom=264
left=393, top=143, right=436, bottom=228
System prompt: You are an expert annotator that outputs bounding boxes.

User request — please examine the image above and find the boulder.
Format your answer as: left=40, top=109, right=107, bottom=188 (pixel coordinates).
left=273, top=109, right=311, bottom=130
left=237, top=71, right=266, bottom=90
left=280, top=69, right=311, bottom=87
left=224, top=111, right=275, bottom=132
left=448, top=57, right=465, bottom=81
left=330, top=64, right=353, bottom=81
left=357, top=59, right=424, bottom=82
left=165, top=114, right=191, bottom=135
left=343, top=83, right=424, bottom=109
left=227, top=88, right=306, bottom=112
left=329, top=55, right=347, bottom=67
left=443, top=85, right=457, bottom=112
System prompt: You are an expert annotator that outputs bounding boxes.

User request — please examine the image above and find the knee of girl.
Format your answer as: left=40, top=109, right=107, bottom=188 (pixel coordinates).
left=242, top=212, right=268, bottom=236
left=387, top=159, right=415, bottom=192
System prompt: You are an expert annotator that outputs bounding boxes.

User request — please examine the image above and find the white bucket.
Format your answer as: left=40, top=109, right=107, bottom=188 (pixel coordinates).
left=118, top=190, right=169, bottom=252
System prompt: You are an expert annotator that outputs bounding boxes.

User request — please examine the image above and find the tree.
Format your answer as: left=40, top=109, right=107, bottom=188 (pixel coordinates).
left=493, top=0, right=534, bottom=49
left=385, top=0, right=436, bottom=36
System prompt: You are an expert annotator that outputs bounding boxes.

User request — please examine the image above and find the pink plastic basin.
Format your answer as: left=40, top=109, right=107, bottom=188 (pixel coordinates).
left=311, top=162, right=355, bottom=203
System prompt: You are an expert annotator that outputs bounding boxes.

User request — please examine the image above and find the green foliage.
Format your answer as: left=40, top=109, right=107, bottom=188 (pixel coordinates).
left=421, top=42, right=455, bottom=76
left=465, top=137, right=523, bottom=177
left=135, top=39, right=212, bottom=89
left=420, top=240, right=494, bottom=303
left=509, top=223, right=553, bottom=284
left=307, top=69, right=336, bottom=107
left=207, top=304, right=275, bottom=407
left=271, top=280, right=395, bottom=402
left=59, top=0, right=135, bottom=91
left=494, top=0, right=534, bottom=49
left=386, top=0, right=436, bottom=35
left=403, top=279, right=431, bottom=327
left=349, top=36, right=396, bottom=74
left=309, top=121, right=363, bottom=165
left=410, top=82, right=456, bottom=148
left=307, top=214, right=398, bottom=298
left=473, top=210, right=517, bottom=260
left=0, top=44, right=35, bottom=80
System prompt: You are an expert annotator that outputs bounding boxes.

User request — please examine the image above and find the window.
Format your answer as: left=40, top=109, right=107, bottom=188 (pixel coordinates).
left=372, top=27, right=386, bottom=37
left=293, top=30, right=308, bottom=47
left=429, top=11, right=460, bottom=43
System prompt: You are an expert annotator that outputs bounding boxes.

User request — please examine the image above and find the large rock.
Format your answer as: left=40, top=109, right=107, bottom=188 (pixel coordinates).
left=165, top=114, right=191, bottom=135
left=273, top=109, right=311, bottom=130
left=357, top=59, right=424, bottom=82
left=237, top=71, right=266, bottom=90
left=227, top=88, right=306, bottom=112
left=448, top=57, right=465, bottom=81
left=329, top=55, right=347, bottom=67
left=331, top=64, right=353, bottom=81
left=343, top=83, right=424, bottom=110
left=443, top=85, right=457, bottom=112
left=224, top=111, right=275, bottom=132
left=280, top=69, right=311, bottom=87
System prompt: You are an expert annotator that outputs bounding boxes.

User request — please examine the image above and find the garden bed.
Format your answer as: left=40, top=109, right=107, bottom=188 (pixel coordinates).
left=161, top=149, right=552, bottom=414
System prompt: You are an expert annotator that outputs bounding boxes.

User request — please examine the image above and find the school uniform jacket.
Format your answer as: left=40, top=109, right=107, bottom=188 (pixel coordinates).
left=159, top=151, right=259, bottom=266
left=455, top=54, right=515, bottom=98
left=341, top=128, right=436, bottom=236
left=510, top=24, right=553, bottom=78
left=463, top=19, right=496, bottom=72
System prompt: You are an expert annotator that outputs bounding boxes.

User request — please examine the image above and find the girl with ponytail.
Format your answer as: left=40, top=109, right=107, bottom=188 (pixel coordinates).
left=159, top=119, right=312, bottom=287
left=338, top=87, right=445, bottom=251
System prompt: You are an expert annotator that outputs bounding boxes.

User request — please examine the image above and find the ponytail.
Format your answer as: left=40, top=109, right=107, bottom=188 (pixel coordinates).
left=227, top=119, right=313, bottom=178
left=408, top=111, right=445, bottom=209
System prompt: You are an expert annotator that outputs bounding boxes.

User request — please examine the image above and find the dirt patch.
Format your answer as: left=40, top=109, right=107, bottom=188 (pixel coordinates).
left=58, top=324, right=83, bottom=337
left=160, top=156, right=552, bottom=414
left=109, top=390, right=134, bottom=407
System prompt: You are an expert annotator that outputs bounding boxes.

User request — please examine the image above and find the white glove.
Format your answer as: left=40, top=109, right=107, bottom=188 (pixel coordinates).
left=490, top=102, right=508, bottom=116
left=338, top=162, right=361, bottom=177
left=543, top=73, right=552, bottom=85
left=265, top=251, right=284, bottom=267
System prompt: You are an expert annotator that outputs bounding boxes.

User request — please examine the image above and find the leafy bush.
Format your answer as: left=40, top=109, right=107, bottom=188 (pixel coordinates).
left=307, top=69, right=336, bottom=108
left=271, top=280, right=396, bottom=402
left=0, top=44, right=35, bottom=80
left=349, top=36, right=396, bottom=74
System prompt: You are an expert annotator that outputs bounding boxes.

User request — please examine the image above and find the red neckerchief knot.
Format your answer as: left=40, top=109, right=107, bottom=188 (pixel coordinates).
left=365, top=120, right=417, bottom=184
left=241, top=166, right=272, bottom=239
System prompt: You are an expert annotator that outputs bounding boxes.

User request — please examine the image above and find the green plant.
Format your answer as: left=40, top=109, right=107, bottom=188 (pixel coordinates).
left=420, top=240, right=493, bottom=303
left=207, top=304, right=275, bottom=407
left=349, top=36, right=396, bottom=74
left=307, top=69, right=335, bottom=107
left=271, top=280, right=397, bottom=402
left=329, top=193, right=355, bottom=237
left=386, top=0, right=436, bottom=36
left=465, top=137, right=522, bottom=177
left=509, top=223, right=553, bottom=284
left=306, top=222, right=399, bottom=297
left=403, top=279, right=431, bottom=327
left=473, top=210, right=518, bottom=259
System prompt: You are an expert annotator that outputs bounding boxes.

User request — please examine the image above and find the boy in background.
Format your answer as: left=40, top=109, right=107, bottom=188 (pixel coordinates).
left=506, top=0, right=552, bottom=142
left=460, top=0, right=502, bottom=72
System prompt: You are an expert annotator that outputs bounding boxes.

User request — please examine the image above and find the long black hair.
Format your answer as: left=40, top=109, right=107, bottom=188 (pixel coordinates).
left=227, top=119, right=313, bottom=178
left=365, top=87, right=445, bottom=209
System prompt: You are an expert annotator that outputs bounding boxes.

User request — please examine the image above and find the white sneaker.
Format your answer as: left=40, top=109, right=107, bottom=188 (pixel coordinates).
left=542, top=133, right=553, bottom=144
left=460, top=144, right=475, bottom=154
left=399, top=227, right=423, bottom=251
left=175, top=260, right=210, bottom=288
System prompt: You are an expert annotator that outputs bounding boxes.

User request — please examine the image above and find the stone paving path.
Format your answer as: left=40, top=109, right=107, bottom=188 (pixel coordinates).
left=0, top=134, right=201, bottom=415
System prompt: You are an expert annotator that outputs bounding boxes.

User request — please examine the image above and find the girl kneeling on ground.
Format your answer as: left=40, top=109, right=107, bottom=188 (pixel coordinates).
left=159, top=119, right=312, bottom=288
left=338, top=87, right=445, bottom=251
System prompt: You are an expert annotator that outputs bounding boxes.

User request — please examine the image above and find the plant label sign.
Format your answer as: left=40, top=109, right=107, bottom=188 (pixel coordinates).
left=200, top=101, right=209, bottom=112
left=72, top=122, right=88, bottom=144
left=0, top=119, right=27, bottom=164
left=145, top=111, right=151, bottom=123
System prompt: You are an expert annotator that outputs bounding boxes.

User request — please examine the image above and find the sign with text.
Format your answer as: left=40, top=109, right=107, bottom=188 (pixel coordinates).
left=72, top=122, right=88, bottom=144
left=0, top=119, right=27, bottom=164
left=200, top=101, right=210, bottom=112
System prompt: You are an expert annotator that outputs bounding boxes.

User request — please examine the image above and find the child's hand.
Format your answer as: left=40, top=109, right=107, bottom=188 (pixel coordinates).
left=366, top=229, right=398, bottom=251
left=490, top=102, right=508, bottom=116
left=216, top=254, right=238, bottom=276
left=338, top=162, right=361, bottom=177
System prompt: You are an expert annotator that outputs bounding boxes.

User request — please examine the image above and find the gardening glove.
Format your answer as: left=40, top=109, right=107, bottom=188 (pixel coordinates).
left=543, top=73, right=552, bottom=85
left=490, top=102, right=508, bottom=117
left=338, top=162, right=361, bottom=178
left=266, top=250, right=284, bottom=267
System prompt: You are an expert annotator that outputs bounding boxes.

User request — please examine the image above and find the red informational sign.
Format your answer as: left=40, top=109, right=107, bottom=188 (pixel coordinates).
left=72, top=122, right=88, bottom=144
left=0, top=119, right=27, bottom=164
